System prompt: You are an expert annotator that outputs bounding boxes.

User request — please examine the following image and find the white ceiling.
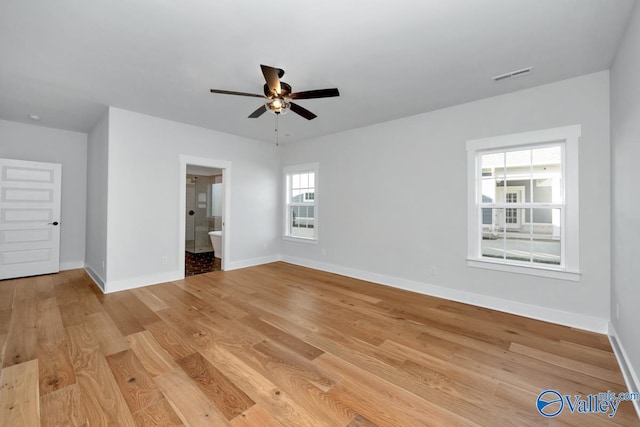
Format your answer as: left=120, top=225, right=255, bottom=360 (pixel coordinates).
left=0, top=0, right=634, bottom=143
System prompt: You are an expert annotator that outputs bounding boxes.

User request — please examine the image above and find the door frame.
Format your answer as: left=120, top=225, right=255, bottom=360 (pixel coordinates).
left=178, top=155, right=231, bottom=276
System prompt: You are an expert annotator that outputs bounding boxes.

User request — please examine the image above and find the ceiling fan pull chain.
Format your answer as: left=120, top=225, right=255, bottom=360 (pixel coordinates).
left=275, top=114, right=279, bottom=147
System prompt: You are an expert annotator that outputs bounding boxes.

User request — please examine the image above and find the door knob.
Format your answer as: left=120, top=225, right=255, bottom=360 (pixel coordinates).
left=48, top=221, right=59, bottom=226
left=188, top=210, right=195, bottom=216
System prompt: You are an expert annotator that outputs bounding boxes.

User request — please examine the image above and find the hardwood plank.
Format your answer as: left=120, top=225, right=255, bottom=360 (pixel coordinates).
left=3, top=298, right=37, bottom=367
left=126, top=330, right=179, bottom=377
left=131, top=287, right=170, bottom=312
left=0, top=309, right=12, bottom=335
left=193, top=338, right=332, bottom=427
left=154, top=369, right=231, bottom=427
left=0, top=334, right=6, bottom=366
left=0, top=280, right=16, bottom=311
left=347, top=414, right=380, bottom=427
left=102, top=298, right=146, bottom=337
left=317, top=353, right=473, bottom=427
left=143, top=320, right=197, bottom=360
left=65, top=323, right=137, bottom=426
left=509, top=342, right=625, bottom=385
left=106, top=349, right=164, bottom=413
left=40, top=384, right=86, bottom=427
left=0, top=359, right=40, bottom=426
left=85, top=311, right=129, bottom=356
left=36, top=297, right=66, bottom=344
left=132, top=397, right=184, bottom=427
left=58, top=302, right=86, bottom=328
left=37, top=340, right=76, bottom=395
left=242, top=315, right=324, bottom=360
left=230, top=404, right=284, bottom=427
left=116, top=292, right=162, bottom=326
left=176, top=351, right=255, bottom=421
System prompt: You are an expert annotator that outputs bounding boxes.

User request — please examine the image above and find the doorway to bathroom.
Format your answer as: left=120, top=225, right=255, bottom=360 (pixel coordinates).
left=179, top=155, right=231, bottom=278
left=185, top=166, right=222, bottom=276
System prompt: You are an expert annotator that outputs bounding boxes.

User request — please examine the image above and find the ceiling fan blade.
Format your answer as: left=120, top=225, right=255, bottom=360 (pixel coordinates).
left=290, top=88, right=340, bottom=99
left=260, top=64, right=282, bottom=95
left=210, top=89, right=265, bottom=98
left=248, top=104, right=267, bottom=118
left=289, top=102, right=317, bottom=120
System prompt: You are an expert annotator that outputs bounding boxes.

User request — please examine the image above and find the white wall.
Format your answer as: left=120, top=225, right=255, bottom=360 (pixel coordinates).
left=84, top=111, right=109, bottom=287
left=611, top=0, right=640, bottom=394
left=0, top=119, right=87, bottom=270
left=104, top=108, right=280, bottom=291
left=281, top=71, right=611, bottom=331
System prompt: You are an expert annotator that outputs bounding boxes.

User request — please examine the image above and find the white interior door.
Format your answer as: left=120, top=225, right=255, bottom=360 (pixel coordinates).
left=0, top=158, right=61, bottom=280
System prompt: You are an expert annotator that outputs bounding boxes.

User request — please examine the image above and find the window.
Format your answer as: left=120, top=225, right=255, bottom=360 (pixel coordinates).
left=466, top=125, right=581, bottom=281
left=284, top=163, right=318, bottom=242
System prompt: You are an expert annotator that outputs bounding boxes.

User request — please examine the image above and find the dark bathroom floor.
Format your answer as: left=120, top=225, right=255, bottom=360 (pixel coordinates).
left=185, top=251, right=221, bottom=276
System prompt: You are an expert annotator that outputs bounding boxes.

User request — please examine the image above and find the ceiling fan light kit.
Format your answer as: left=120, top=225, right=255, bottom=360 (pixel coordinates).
left=209, top=64, right=340, bottom=121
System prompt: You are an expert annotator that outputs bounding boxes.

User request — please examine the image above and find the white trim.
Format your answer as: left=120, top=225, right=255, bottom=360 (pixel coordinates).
left=225, top=254, right=282, bottom=271
left=466, top=125, right=581, bottom=279
left=84, top=266, right=105, bottom=292
left=608, top=322, right=640, bottom=419
left=179, top=155, right=232, bottom=276
left=282, top=236, right=318, bottom=244
left=466, top=259, right=581, bottom=282
left=282, top=255, right=607, bottom=333
left=104, top=270, right=183, bottom=294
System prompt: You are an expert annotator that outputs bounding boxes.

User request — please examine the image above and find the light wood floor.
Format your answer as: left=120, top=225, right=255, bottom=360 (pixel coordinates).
left=0, top=262, right=638, bottom=426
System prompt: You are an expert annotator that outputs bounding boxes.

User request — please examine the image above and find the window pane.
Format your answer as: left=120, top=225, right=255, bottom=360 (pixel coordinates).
left=481, top=209, right=505, bottom=259
left=532, top=146, right=562, bottom=203
left=481, top=153, right=504, bottom=203
left=505, top=149, right=531, bottom=182
left=482, top=208, right=535, bottom=262
left=300, top=173, right=308, bottom=189
left=292, top=189, right=304, bottom=202
left=308, top=172, right=315, bottom=188
left=531, top=208, right=561, bottom=265
left=481, top=178, right=497, bottom=204
left=290, top=206, right=315, bottom=238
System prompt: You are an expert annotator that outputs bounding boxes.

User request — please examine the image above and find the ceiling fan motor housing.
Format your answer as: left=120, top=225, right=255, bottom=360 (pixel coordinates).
left=264, top=82, right=292, bottom=98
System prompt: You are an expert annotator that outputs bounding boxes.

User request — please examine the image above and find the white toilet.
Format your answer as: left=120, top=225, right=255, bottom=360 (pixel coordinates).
left=208, top=230, right=222, bottom=258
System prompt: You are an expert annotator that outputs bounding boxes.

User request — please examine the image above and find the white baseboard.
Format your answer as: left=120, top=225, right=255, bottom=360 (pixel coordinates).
left=103, top=270, right=183, bottom=294
left=608, top=322, right=640, bottom=419
left=281, top=255, right=609, bottom=334
left=225, top=254, right=282, bottom=271
left=84, top=266, right=105, bottom=292
left=60, top=261, right=85, bottom=271
left=86, top=255, right=282, bottom=294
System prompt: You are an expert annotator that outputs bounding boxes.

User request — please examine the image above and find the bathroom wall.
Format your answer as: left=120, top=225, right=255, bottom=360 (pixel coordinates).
left=281, top=71, right=611, bottom=332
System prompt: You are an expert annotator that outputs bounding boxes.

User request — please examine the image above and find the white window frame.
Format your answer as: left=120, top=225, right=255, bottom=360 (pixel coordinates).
left=283, top=163, right=319, bottom=244
left=466, top=125, right=581, bottom=281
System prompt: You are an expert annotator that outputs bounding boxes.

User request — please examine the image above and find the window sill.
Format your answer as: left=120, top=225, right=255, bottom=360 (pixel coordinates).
left=467, top=258, right=581, bottom=282
left=283, top=236, right=318, bottom=245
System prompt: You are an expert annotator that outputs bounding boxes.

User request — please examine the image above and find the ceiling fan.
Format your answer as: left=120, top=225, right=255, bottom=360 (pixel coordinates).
left=209, top=64, right=339, bottom=120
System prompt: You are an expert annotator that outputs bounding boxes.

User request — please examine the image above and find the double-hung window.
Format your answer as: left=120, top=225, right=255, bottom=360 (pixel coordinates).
left=466, top=125, right=581, bottom=281
left=284, top=163, right=318, bottom=242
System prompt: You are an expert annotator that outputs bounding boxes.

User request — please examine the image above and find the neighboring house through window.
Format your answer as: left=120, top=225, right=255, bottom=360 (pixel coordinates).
left=284, top=163, right=318, bottom=242
left=466, top=125, right=581, bottom=281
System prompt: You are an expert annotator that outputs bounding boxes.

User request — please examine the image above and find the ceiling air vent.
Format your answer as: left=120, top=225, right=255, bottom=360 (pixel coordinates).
left=492, top=67, right=533, bottom=82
